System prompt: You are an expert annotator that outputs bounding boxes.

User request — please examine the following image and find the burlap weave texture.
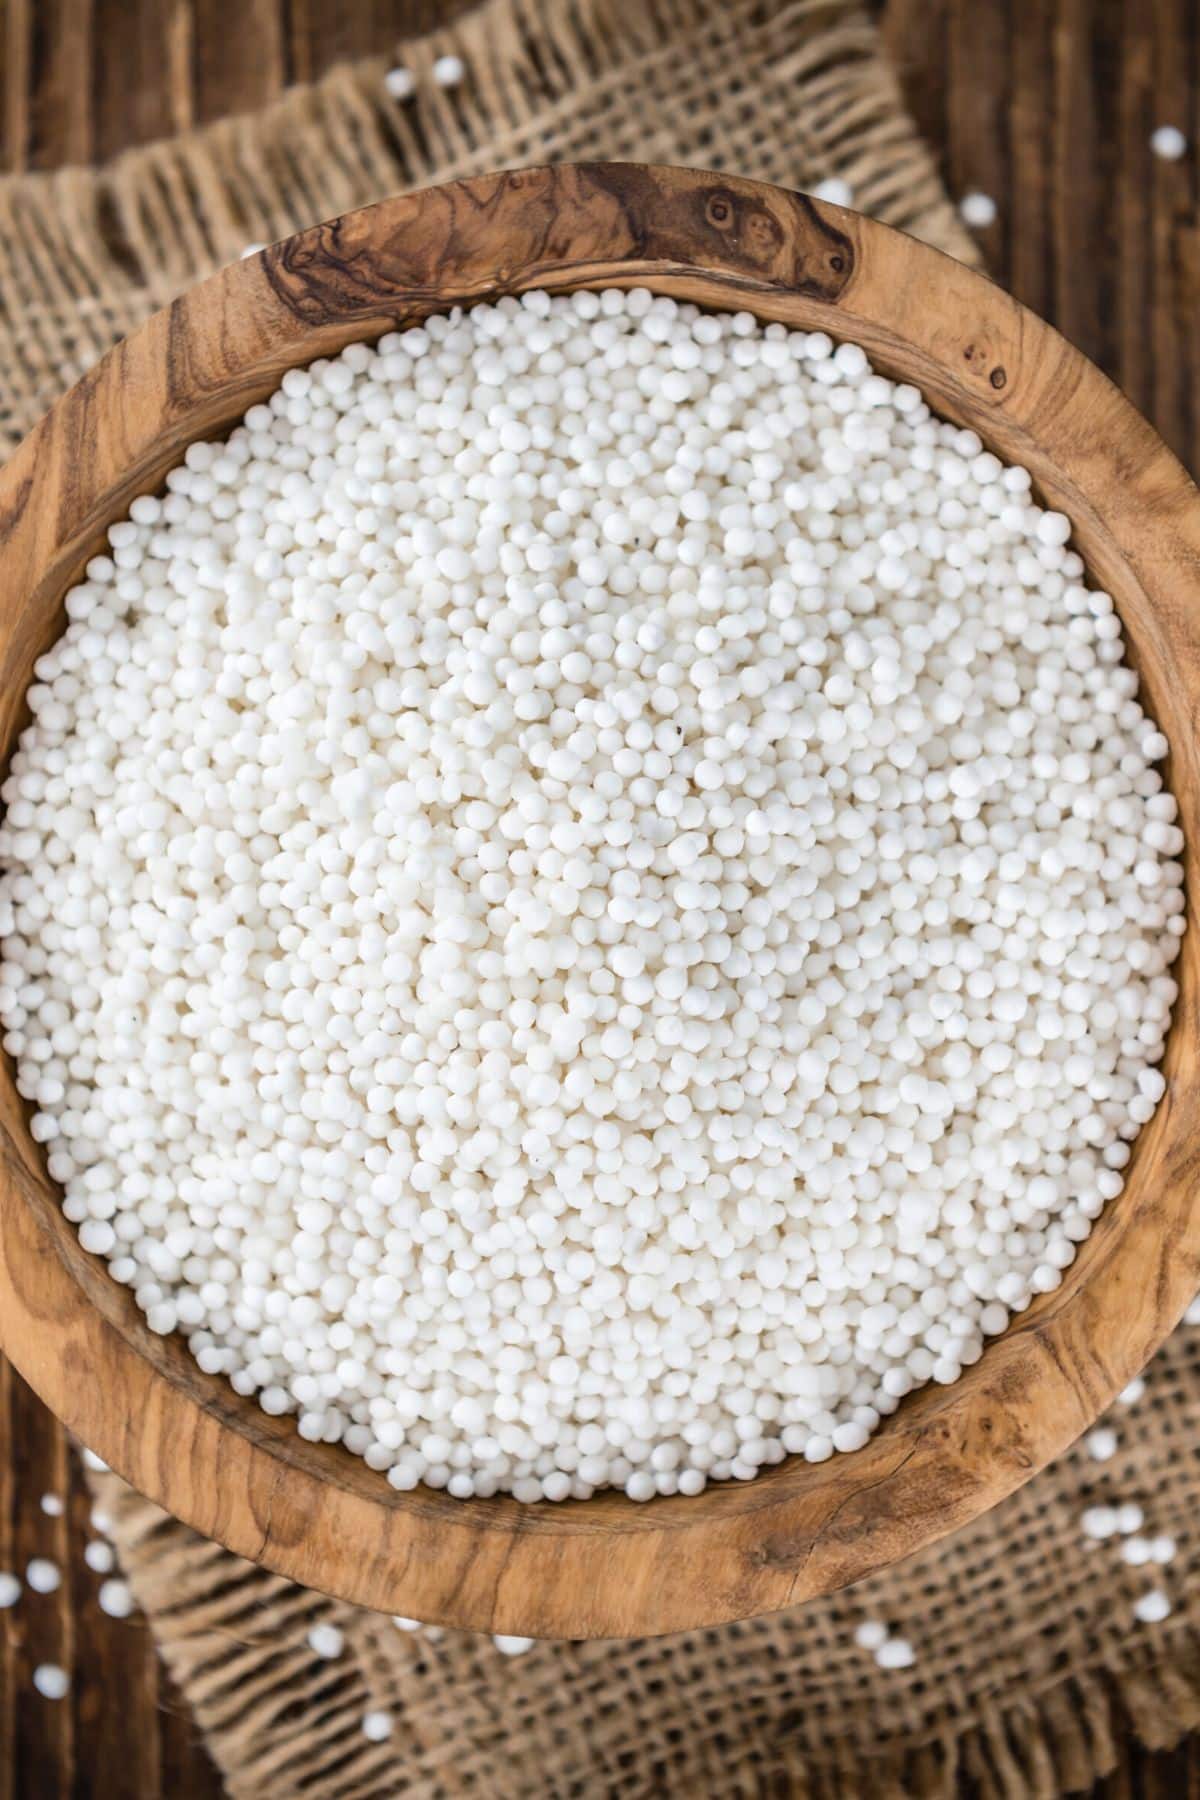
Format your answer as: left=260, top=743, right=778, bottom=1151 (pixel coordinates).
left=0, top=0, right=974, bottom=454
left=89, top=1312, right=1200, bottom=1800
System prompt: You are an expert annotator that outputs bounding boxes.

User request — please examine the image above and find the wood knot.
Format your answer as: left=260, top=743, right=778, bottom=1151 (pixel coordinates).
left=695, top=187, right=785, bottom=262
left=748, top=1535, right=806, bottom=1570
left=582, top=166, right=852, bottom=299
left=963, top=344, right=1008, bottom=392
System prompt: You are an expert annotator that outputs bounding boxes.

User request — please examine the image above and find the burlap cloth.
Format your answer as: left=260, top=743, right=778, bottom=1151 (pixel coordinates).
left=2, top=0, right=1196, bottom=1793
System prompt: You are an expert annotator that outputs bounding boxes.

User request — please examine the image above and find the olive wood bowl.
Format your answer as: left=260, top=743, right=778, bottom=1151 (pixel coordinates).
left=1, top=163, right=1198, bottom=1641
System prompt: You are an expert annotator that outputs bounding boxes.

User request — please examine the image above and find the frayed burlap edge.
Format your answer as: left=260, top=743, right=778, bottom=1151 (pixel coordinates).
left=84, top=1452, right=1200, bottom=1800
left=0, top=0, right=978, bottom=455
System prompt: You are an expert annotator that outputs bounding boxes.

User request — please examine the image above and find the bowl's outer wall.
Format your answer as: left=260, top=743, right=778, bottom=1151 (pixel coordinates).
left=0, top=163, right=1198, bottom=1638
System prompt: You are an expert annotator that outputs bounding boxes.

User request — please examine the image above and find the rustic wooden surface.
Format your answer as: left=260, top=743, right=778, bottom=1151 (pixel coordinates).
left=0, top=0, right=1197, bottom=1794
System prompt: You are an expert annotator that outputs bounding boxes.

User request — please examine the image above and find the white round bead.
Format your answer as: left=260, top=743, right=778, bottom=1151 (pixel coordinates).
left=33, top=1664, right=70, bottom=1700
left=1150, top=125, right=1187, bottom=161
left=307, top=1622, right=345, bottom=1659
left=98, top=1578, right=134, bottom=1618
left=26, top=1559, right=60, bottom=1594
left=1133, top=1588, right=1171, bottom=1623
left=384, top=66, right=416, bottom=101
left=959, top=191, right=998, bottom=228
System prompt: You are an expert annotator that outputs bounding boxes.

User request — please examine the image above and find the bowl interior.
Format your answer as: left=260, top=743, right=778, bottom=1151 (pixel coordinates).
left=1, top=165, right=1198, bottom=1638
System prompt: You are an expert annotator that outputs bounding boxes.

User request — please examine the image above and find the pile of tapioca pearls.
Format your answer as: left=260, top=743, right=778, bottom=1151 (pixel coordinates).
left=0, top=288, right=1184, bottom=1508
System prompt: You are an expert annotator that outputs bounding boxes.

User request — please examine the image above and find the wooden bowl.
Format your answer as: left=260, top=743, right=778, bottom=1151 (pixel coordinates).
left=1, top=163, right=1199, bottom=1642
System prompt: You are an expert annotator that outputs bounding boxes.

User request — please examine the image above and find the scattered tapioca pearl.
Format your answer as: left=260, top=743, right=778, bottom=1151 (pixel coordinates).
left=960, top=191, right=998, bottom=228
left=493, top=1635, right=535, bottom=1656
left=84, top=1541, right=115, bottom=1575
left=0, top=1572, right=20, bottom=1608
left=1133, top=1588, right=1172, bottom=1623
left=1083, top=1501, right=1145, bottom=1540
left=307, top=1622, right=345, bottom=1660
left=1122, top=1534, right=1176, bottom=1568
left=240, top=243, right=266, bottom=261
left=362, top=1710, right=394, bottom=1742
left=1185, top=1296, right=1200, bottom=1325
left=89, top=1507, right=113, bottom=1536
left=855, top=1617, right=915, bottom=1668
left=26, top=1559, right=60, bottom=1594
left=98, top=1578, right=134, bottom=1619
left=79, top=1447, right=108, bottom=1473
left=40, top=1494, right=63, bottom=1517
left=1119, top=1379, right=1147, bottom=1406
left=1086, top=1428, right=1118, bottom=1461
left=432, top=54, right=465, bottom=87
left=383, top=65, right=416, bottom=101
left=392, top=1617, right=422, bottom=1632
left=1150, top=125, right=1187, bottom=161
left=33, top=1664, right=70, bottom=1700
left=812, top=177, right=854, bottom=207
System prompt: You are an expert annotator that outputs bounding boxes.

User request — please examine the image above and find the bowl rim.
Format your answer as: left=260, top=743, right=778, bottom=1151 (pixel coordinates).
left=1, top=160, right=1199, bottom=1640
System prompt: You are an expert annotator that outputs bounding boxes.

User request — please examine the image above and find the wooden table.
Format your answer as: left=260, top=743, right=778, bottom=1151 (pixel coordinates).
left=0, top=0, right=1198, bottom=1792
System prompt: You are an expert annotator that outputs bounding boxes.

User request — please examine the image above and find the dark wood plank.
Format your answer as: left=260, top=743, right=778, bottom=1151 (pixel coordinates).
left=9, top=1376, right=74, bottom=1796
left=164, top=0, right=197, bottom=139
left=1050, top=0, right=1105, bottom=367
left=0, top=1358, right=15, bottom=1800
left=1113, top=0, right=1153, bottom=422
left=1, top=1365, right=226, bottom=1800
left=191, top=0, right=286, bottom=125
left=282, top=0, right=470, bottom=81
left=1148, top=0, right=1194, bottom=463
left=283, top=0, right=380, bottom=73
left=91, top=0, right=193, bottom=162
left=2, top=0, right=33, bottom=172
left=944, top=0, right=1007, bottom=267
left=1007, top=0, right=1054, bottom=322
left=158, top=1691, right=226, bottom=1800
left=67, top=1458, right=161, bottom=1800
left=878, top=0, right=949, bottom=150
left=28, top=0, right=93, bottom=167
left=0, top=0, right=484, bottom=170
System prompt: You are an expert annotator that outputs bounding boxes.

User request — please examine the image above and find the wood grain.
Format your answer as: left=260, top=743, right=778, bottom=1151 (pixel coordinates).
left=191, top=0, right=286, bottom=123
left=1, top=162, right=1198, bottom=1647
left=0, top=0, right=1198, bottom=1790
